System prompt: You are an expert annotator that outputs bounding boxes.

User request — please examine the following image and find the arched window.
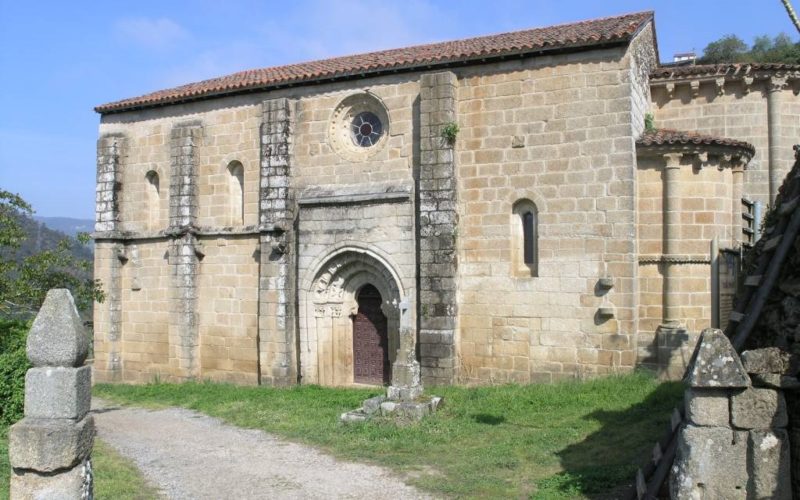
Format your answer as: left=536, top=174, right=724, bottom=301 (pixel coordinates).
left=227, top=161, right=244, bottom=225
left=513, top=199, right=538, bottom=277
left=145, top=170, right=160, bottom=229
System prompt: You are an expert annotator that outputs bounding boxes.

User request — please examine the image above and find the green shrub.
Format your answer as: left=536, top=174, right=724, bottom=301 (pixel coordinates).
left=0, top=319, right=30, bottom=425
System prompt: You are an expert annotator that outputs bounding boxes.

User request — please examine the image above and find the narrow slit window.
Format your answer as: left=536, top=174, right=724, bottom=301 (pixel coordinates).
left=523, top=211, right=535, bottom=265
left=513, top=199, right=538, bottom=277
left=145, top=170, right=160, bottom=229
left=227, top=161, right=244, bottom=225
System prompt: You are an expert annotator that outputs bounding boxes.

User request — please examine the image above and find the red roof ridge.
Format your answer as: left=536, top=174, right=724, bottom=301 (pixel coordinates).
left=96, top=11, right=653, bottom=114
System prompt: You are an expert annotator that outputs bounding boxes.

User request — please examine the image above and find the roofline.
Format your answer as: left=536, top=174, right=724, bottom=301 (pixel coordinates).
left=96, top=11, right=653, bottom=115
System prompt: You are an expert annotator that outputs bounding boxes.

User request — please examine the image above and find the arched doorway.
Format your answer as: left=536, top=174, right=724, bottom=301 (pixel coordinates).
left=353, top=284, right=390, bottom=384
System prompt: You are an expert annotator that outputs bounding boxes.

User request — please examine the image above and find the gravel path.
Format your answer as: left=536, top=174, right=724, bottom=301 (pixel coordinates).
left=92, top=399, right=431, bottom=499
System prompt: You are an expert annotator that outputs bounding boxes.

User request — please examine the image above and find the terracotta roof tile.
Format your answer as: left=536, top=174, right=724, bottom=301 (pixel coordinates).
left=637, top=129, right=755, bottom=156
left=96, top=11, right=653, bottom=114
left=650, top=62, right=800, bottom=80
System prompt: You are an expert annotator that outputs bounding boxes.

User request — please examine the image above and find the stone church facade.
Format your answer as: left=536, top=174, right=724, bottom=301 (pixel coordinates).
left=92, top=11, right=800, bottom=386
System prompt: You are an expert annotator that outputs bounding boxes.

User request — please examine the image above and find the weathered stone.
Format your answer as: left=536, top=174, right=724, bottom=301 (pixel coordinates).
left=11, top=457, right=92, bottom=500
left=362, top=396, right=386, bottom=415
left=670, top=425, right=749, bottom=499
left=751, top=373, right=800, bottom=389
left=731, top=387, right=787, bottom=429
left=339, top=410, right=368, bottom=424
left=9, top=416, right=95, bottom=472
left=749, top=429, right=791, bottom=499
left=685, top=328, right=750, bottom=388
left=26, top=289, right=88, bottom=368
left=24, top=366, right=91, bottom=420
left=741, top=347, right=797, bottom=375
left=684, top=388, right=731, bottom=427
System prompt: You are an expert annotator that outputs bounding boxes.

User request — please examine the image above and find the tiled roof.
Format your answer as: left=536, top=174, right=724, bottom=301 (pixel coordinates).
left=96, top=11, right=653, bottom=114
left=650, top=62, right=800, bottom=80
left=637, top=129, right=756, bottom=156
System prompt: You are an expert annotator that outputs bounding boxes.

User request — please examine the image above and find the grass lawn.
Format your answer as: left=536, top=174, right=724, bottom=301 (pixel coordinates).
left=0, top=427, right=158, bottom=500
left=95, top=372, right=682, bottom=499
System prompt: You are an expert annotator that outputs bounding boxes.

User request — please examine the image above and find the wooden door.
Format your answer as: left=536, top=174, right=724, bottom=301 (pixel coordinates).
left=352, top=284, right=389, bottom=384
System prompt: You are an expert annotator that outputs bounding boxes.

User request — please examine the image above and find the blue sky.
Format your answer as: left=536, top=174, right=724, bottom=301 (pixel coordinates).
left=0, top=0, right=795, bottom=220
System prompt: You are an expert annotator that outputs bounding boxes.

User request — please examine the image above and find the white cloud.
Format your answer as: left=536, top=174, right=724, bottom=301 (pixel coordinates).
left=115, top=17, right=190, bottom=50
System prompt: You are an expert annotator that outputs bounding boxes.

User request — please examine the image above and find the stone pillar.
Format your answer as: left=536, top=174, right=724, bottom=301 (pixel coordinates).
left=387, top=300, right=423, bottom=401
left=767, top=76, right=787, bottom=203
left=95, top=135, right=125, bottom=381
left=9, top=289, right=94, bottom=499
left=258, top=98, right=296, bottom=386
left=418, top=71, right=458, bottom=386
left=168, top=122, right=202, bottom=379
left=671, top=330, right=791, bottom=499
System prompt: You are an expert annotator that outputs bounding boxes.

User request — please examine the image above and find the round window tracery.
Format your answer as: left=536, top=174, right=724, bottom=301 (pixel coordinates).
left=351, top=112, right=383, bottom=147
left=329, top=93, right=390, bottom=161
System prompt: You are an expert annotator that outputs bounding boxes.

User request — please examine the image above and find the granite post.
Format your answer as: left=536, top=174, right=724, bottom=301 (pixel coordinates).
left=9, top=289, right=94, bottom=499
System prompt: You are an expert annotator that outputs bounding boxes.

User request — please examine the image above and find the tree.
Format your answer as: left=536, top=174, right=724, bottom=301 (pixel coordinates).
left=698, top=33, right=800, bottom=64
left=0, top=189, right=103, bottom=318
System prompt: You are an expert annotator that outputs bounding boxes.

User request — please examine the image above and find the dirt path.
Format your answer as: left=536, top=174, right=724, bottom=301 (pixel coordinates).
left=91, top=400, right=431, bottom=499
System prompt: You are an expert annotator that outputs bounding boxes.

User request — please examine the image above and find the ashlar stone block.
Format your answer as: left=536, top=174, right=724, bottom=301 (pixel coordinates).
left=9, top=416, right=95, bottom=472
left=731, top=387, right=787, bottom=429
left=24, top=366, right=91, bottom=420
left=670, top=425, right=748, bottom=499
left=749, top=429, right=791, bottom=499
left=11, top=458, right=92, bottom=500
left=684, top=388, right=731, bottom=427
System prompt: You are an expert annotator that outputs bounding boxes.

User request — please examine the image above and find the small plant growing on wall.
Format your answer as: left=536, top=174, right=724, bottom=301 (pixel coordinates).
left=441, top=122, right=460, bottom=146
left=644, top=113, right=655, bottom=132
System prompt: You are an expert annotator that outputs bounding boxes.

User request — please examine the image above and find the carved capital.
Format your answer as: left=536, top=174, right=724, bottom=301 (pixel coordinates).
left=714, top=77, right=725, bottom=96
left=665, top=82, right=675, bottom=99
left=742, top=76, right=754, bottom=95
left=767, top=76, right=787, bottom=93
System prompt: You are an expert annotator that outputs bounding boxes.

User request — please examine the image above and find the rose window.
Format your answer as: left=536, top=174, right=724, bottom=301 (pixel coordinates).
left=351, top=112, right=383, bottom=147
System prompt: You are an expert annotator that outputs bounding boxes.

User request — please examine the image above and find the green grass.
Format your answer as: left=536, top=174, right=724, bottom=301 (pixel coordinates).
left=93, top=438, right=160, bottom=499
left=94, top=372, right=682, bottom=499
left=0, top=427, right=158, bottom=500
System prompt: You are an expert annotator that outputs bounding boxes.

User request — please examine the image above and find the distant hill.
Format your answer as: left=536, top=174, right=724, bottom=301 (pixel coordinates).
left=34, top=216, right=94, bottom=238
left=11, top=214, right=93, bottom=262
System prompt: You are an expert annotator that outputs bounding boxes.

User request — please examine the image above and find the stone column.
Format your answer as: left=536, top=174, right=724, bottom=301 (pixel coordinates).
left=9, top=290, right=94, bottom=499
left=767, top=76, right=787, bottom=203
left=258, top=97, right=296, bottom=386
left=168, top=122, right=202, bottom=380
left=661, top=153, right=682, bottom=329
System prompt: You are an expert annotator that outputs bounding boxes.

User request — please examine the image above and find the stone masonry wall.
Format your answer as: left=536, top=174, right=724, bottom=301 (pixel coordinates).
left=455, top=45, right=639, bottom=383
left=651, top=80, right=799, bottom=207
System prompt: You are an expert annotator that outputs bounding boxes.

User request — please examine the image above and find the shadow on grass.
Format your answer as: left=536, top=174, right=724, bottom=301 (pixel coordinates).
left=471, top=413, right=507, bottom=425
left=540, top=379, right=683, bottom=499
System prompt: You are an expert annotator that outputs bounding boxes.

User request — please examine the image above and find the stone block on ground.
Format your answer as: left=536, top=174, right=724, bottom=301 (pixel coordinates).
left=362, top=396, right=386, bottom=415
left=684, top=328, right=749, bottom=388
left=749, top=429, right=791, bottom=500
left=731, top=387, right=787, bottom=429
left=24, top=365, right=91, bottom=420
left=9, top=416, right=95, bottom=472
left=11, top=458, right=92, bottom=500
left=670, top=425, right=748, bottom=499
left=26, top=289, right=89, bottom=368
left=684, top=388, right=731, bottom=427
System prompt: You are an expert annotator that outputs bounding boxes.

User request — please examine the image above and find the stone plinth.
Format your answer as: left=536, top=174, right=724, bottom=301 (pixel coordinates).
left=9, top=289, right=94, bottom=500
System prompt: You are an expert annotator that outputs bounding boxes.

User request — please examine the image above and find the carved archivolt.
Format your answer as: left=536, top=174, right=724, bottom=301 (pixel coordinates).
left=310, top=250, right=402, bottom=318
